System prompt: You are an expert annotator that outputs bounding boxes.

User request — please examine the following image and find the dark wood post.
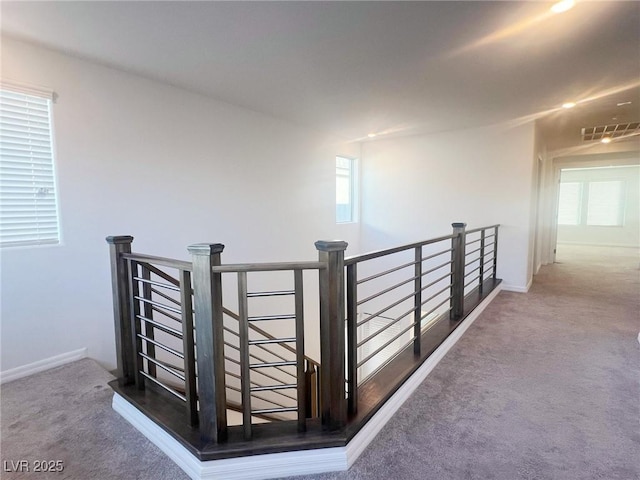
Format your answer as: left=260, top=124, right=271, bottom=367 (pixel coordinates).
left=346, top=262, right=358, bottom=415
left=479, top=230, right=486, bottom=293
left=179, top=269, right=199, bottom=426
left=450, top=223, right=466, bottom=320
left=106, top=235, right=135, bottom=385
left=413, top=246, right=422, bottom=355
left=315, top=240, right=348, bottom=430
left=493, top=226, right=499, bottom=280
left=188, top=243, right=227, bottom=443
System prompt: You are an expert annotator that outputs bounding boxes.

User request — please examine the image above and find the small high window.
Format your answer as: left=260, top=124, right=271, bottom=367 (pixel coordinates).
left=0, top=86, right=61, bottom=247
left=336, top=156, right=357, bottom=223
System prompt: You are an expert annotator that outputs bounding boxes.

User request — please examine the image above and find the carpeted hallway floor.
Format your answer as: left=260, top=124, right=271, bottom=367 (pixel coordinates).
left=2, top=245, right=638, bottom=480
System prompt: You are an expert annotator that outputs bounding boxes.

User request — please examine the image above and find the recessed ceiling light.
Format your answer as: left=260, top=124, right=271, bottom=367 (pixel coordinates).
left=367, top=133, right=377, bottom=138
left=601, top=137, right=612, bottom=144
left=551, top=0, right=575, bottom=13
left=562, top=102, right=576, bottom=109
left=617, top=101, right=632, bottom=107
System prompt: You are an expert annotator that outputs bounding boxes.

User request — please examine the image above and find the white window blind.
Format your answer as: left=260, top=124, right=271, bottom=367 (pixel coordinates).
left=586, top=180, right=624, bottom=226
left=557, top=182, right=582, bottom=226
left=0, top=88, right=60, bottom=247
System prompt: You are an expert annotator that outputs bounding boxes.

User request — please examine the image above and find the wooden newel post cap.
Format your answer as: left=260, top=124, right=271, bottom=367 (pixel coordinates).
left=106, top=235, right=134, bottom=244
left=187, top=243, right=225, bottom=255
left=314, top=240, right=348, bottom=252
left=451, top=223, right=467, bottom=229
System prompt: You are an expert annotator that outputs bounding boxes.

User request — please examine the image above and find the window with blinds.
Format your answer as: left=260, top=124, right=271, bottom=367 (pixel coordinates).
left=558, top=182, right=582, bottom=226
left=0, top=87, right=60, bottom=247
left=586, top=181, right=623, bottom=226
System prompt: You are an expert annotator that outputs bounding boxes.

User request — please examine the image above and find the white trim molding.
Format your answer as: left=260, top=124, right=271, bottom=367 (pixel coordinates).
left=501, top=278, right=532, bottom=293
left=0, top=347, right=88, bottom=384
left=113, top=284, right=502, bottom=480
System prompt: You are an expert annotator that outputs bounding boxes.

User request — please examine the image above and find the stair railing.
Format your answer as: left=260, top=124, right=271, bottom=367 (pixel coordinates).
left=343, top=223, right=499, bottom=414
left=107, top=223, right=499, bottom=447
left=107, top=237, right=340, bottom=443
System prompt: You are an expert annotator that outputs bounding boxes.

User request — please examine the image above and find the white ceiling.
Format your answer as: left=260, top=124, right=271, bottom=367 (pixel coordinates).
left=2, top=1, right=639, bottom=147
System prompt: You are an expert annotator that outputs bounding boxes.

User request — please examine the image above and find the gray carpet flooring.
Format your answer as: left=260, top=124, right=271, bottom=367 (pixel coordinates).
left=2, top=245, right=638, bottom=480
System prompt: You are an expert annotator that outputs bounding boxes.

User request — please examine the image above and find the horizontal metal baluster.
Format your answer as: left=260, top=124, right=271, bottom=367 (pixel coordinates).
left=357, top=320, right=420, bottom=369
left=357, top=259, right=419, bottom=285
left=357, top=290, right=417, bottom=327
left=139, top=352, right=185, bottom=381
left=465, top=265, right=482, bottom=277
left=421, top=272, right=453, bottom=291
left=465, top=275, right=481, bottom=288
left=251, top=384, right=297, bottom=392
left=136, top=315, right=182, bottom=337
left=248, top=351, right=297, bottom=378
left=357, top=304, right=417, bottom=348
left=421, top=247, right=454, bottom=262
left=251, top=361, right=297, bottom=368
left=138, top=334, right=184, bottom=359
left=248, top=314, right=297, bottom=322
left=246, top=290, right=295, bottom=297
left=237, top=362, right=297, bottom=390
left=226, top=371, right=297, bottom=402
left=422, top=259, right=453, bottom=276
left=465, top=257, right=481, bottom=268
left=225, top=383, right=290, bottom=409
left=249, top=337, right=296, bottom=345
left=134, top=296, right=181, bottom=315
left=357, top=275, right=419, bottom=306
left=133, top=276, right=180, bottom=292
left=139, top=371, right=186, bottom=401
left=465, top=247, right=482, bottom=257
left=252, top=407, right=297, bottom=415
left=420, top=284, right=453, bottom=306
left=465, top=238, right=482, bottom=246
left=421, top=295, right=454, bottom=320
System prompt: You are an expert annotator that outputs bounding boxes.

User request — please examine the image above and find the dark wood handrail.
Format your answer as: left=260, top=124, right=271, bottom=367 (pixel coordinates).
left=345, top=233, right=456, bottom=265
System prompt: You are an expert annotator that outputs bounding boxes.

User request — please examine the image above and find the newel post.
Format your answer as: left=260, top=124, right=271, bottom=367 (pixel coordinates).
left=315, top=240, right=348, bottom=430
left=188, top=243, right=227, bottom=443
left=106, top=235, right=135, bottom=385
left=450, top=223, right=467, bottom=320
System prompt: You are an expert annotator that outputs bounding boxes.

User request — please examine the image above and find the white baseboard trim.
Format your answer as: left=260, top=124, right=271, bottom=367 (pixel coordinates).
left=0, top=347, right=88, bottom=385
left=112, top=284, right=502, bottom=480
left=501, top=279, right=531, bottom=293
left=557, top=242, right=640, bottom=249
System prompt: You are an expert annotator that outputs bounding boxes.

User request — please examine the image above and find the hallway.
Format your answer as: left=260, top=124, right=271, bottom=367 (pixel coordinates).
left=1, top=247, right=638, bottom=479
left=296, top=245, right=640, bottom=479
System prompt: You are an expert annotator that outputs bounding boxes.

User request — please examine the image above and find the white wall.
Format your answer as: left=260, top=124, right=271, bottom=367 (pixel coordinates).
left=360, top=122, right=536, bottom=291
left=0, top=37, right=361, bottom=371
left=557, top=164, right=640, bottom=247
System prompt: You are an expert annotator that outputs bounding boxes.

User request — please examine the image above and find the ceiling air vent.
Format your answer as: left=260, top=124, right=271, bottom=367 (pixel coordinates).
left=581, top=122, right=640, bottom=141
